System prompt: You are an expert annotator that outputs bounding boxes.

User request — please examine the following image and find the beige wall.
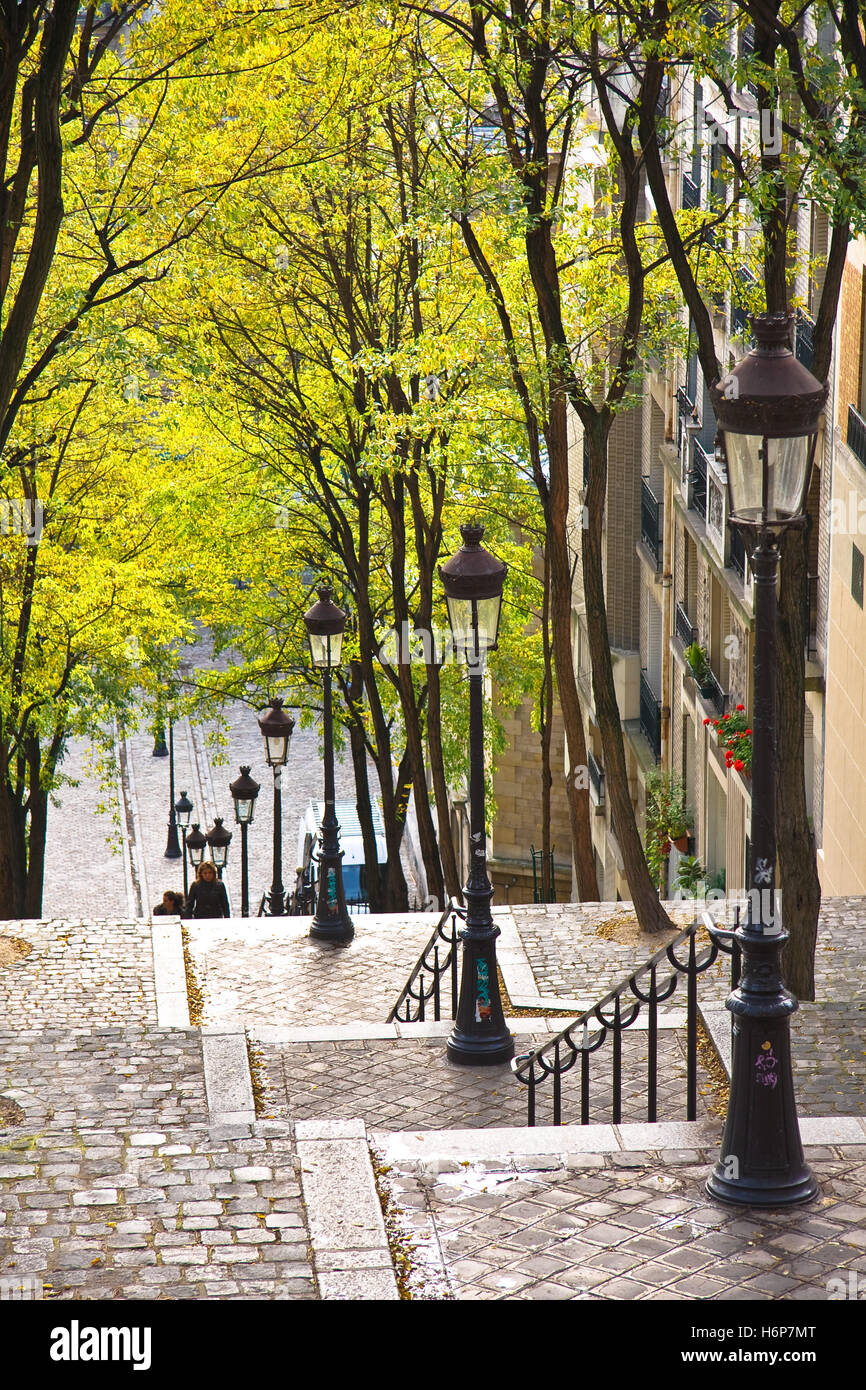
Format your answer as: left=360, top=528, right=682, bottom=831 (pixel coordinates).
left=820, top=434, right=866, bottom=894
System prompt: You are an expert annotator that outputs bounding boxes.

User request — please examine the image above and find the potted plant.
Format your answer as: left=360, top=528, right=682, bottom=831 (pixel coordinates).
left=676, top=855, right=705, bottom=895
left=703, top=704, right=753, bottom=775
left=683, top=644, right=717, bottom=700
left=644, top=770, right=691, bottom=891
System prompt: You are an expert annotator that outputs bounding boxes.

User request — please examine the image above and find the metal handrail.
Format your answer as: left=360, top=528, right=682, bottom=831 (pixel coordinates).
left=387, top=901, right=464, bottom=1023
left=512, top=912, right=742, bottom=1127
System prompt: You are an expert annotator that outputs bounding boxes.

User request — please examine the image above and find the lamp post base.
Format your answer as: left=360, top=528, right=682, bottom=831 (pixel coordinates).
left=446, top=1027, right=514, bottom=1067
left=310, top=913, right=354, bottom=945
left=706, top=1168, right=818, bottom=1208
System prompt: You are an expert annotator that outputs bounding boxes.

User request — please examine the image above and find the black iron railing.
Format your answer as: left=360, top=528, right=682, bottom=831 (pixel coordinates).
left=682, top=173, right=700, bottom=209
left=675, top=599, right=696, bottom=648
left=588, top=751, right=605, bottom=805
left=702, top=665, right=727, bottom=716
left=692, top=440, right=710, bottom=520
left=640, top=477, right=662, bottom=567
left=794, top=311, right=815, bottom=372
left=676, top=385, right=695, bottom=418
left=729, top=523, right=747, bottom=582
left=848, top=404, right=866, bottom=469
left=804, top=572, right=819, bottom=661
left=387, top=901, right=462, bottom=1023
left=512, top=914, right=742, bottom=1126
left=731, top=267, right=757, bottom=339
left=531, top=846, right=557, bottom=904
left=639, top=669, right=661, bottom=761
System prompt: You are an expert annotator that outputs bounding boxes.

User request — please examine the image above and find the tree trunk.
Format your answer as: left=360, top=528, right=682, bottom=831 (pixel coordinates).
left=540, top=541, right=554, bottom=901
left=547, top=391, right=600, bottom=900
left=425, top=659, right=463, bottom=905
left=0, top=774, right=28, bottom=918
left=583, top=422, right=673, bottom=933
left=344, top=660, right=383, bottom=913
left=777, top=527, right=820, bottom=999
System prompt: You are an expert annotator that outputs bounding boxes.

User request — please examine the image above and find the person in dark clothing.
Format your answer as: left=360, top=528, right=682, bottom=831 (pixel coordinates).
left=153, top=890, right=184, bottom=916
left=184, top=861, right=231, bottom=918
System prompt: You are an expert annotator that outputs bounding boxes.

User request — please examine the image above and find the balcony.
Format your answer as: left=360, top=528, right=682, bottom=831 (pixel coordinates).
left=675, top=600, right=696, bottom=649
left=682, top=173, right=700, bottom=209
left=640, top=477, right=663, bottom=568
left=729, top=522, right=747, bottom=582
left=804, top=572, right=818, bottom=661
left=639, top=670, right=662, bottom=761
left=588, top=751, right=605, bottom=809
left=691, top=440, right=710, bottom=521
left=848, top=404, right=866, bottom=469
left=794, top=311, right=815, bottom=372
left=701, top=666, right=727, bottom=717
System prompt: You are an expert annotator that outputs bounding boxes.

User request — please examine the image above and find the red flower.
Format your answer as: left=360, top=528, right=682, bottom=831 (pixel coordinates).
left=734, top=759, right=744, bottom=771
left=736, top=703, right=745, bottom=711
left=745, top=728, right=752, bottom=735
left=703, top=717, right=711, bottom=725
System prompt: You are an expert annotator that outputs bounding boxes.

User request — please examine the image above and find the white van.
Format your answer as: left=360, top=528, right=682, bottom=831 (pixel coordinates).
left=297, top=799, right=389, bottom=907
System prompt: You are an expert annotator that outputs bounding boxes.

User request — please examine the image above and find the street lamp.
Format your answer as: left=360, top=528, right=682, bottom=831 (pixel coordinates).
left=230, top=766, right=260, bottom=918
left=175, top=790, right=194, bottom=897
left=186, top=823, right=207, bottom=873
left=257, top=698, right=294, bottom=916
left=438, top=522, right=514, bottom=1065
left=206, top=817, right=232, bottom=881
left=706, top=311, right=827, bottom=1207
left=163, top=720, right=181, bottom=859
left=303, top=586, right=354, bottom=944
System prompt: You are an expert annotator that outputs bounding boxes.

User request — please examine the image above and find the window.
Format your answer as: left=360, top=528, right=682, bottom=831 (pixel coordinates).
left=853, top=544, right=864, bottom=609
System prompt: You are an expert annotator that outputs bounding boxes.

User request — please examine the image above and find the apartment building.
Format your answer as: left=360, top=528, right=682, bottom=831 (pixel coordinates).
left=568, top=28, right=837, bottom=905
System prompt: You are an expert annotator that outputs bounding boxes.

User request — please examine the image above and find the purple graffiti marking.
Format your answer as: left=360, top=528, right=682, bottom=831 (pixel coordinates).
left=755, top=1043, right=779, bottom=1088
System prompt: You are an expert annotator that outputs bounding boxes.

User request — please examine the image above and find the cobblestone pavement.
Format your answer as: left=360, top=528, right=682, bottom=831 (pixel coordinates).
left=187, top=914, right=441, bottom=1029
left=257, top=1031, right=715, bottom=1131
left=0, top=1027, right=315, bottom=1300
left=42, top=736, right=131, bottom=921
left=512, top=900, right=866, bottom=1118
left=0, top=921, right=156, bottom=1029
left=381, top=1147, right=866, bottom=1300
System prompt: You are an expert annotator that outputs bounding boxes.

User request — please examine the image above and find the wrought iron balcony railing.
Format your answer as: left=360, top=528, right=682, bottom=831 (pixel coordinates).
left=701, top=665, right=727, bottom=717
left=729, top=522, right=747, bottom=582
left=692, top=440, right=710, bottom=521
left=639, top=669, right=661, bottom=761
left=588, top=751, right=605, bottom=806
left=682, top=173, right=700, bottom=209
left=804, top=572, right=819, bottom=661
left=675, top=599, right=696, bottom=649
left=848, top=404, right=866, bottom=469
left=640, top=477, right=662, bottom=567
left=794, top=310, right=815, bottom=372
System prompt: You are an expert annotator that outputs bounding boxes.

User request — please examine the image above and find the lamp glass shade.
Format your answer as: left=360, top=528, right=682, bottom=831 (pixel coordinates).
left=175, top=790, right=193, bottom=829
left=186, top=825, right=207, bottom=866
left=307, top=629, right=342, bottom=669
left=257, top=700, right=294, bottom=767
left=724, top=430, right=813, bottom=526
left=206, top=818, right=232, bottom=869
left=445, top=593, right=502, bottom=660
left=229, top=767, right=260, bottom=824
left=233, top=797, right=255, bottom=825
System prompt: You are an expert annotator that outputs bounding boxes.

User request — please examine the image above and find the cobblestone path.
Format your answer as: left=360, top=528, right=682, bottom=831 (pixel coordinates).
left=382, top=1147, right=866, bottom=1300
left=0, top=921, right=156, bottom=1029
left=0, top=1027, right=315, bottom=1301
left=187, top=914, right=440, bottom=1029
left=42, top=736, right=131, bottom=921
left=257, top=1031, right=715, bottom=1131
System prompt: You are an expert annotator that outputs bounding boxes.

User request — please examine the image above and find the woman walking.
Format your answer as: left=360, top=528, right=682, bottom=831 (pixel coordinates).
left=184, top=860, right=231, bottom=919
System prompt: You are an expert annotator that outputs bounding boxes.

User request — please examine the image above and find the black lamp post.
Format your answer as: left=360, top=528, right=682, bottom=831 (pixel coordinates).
left=206, top=817, right=232, bottom=883
left=175, top=790, right=194, bottom=897
left=230, top=766, right=260, bottom=918
left=257, top=698, right=294, bottom=916
left=439, top=523, right=514, bottom=1066
left=303, top=586, right=354, bottom=945
left=162, top=720, right=181, bottom=859
left=706, top=311, right=827, bottom=1207
left=186, top=823, right=207, bottom=876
